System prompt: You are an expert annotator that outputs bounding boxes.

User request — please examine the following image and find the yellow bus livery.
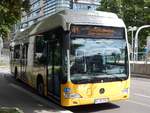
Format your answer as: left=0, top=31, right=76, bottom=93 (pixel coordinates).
left=10, top=10, right=130, bottom=107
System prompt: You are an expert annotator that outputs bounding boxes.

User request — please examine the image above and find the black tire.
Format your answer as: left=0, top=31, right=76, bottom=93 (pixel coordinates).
left=37, top=81, right=44, bottom=96
left=14, top=68, right=18, bottom=79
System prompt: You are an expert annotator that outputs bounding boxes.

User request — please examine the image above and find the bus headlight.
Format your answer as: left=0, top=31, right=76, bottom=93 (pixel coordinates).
left=64, top=93, right=82, bottom=98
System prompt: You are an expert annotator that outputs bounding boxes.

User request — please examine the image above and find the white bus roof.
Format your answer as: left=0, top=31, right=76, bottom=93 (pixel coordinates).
left=14, top=10, right=125, bottom=39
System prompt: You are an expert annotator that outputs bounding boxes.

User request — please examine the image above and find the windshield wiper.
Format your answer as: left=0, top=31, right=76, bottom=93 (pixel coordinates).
left=74, top=79, right=92, bottom=84
left=110, top=74, right=124, bottom=81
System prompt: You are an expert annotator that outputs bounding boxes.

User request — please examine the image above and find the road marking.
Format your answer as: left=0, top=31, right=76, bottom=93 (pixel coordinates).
left=127, top=100, right=150, bottom=108
left=9, top=83, right=72, bottom=113
left=132, top=82, right=150, bottom=86
left=132, top=79, right=150, bottom=85
left=134, top=93, right=150, bottom=99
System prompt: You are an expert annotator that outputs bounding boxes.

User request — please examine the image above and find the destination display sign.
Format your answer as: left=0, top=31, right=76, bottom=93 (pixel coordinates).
left=71, top=25, right=124, bottom=38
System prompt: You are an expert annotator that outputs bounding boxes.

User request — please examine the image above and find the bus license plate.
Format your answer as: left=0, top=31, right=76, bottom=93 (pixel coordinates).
left=95, top=98, right=109, bottom=104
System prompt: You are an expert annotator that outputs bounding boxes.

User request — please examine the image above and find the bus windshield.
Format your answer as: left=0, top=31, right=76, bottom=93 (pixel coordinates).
left=70, top=26, right=128, bottom=84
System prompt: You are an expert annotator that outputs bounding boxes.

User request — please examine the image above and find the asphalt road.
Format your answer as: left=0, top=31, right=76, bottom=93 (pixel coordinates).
left=0, top=67, right=150, bottom=113
left=0, top=68, right=70, bottom=113
left=67, top=77, right=150, bottom=113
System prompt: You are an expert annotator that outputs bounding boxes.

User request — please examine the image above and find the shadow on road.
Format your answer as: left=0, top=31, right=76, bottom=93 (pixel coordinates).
left=66, top=103, right=120, bottom=113
left=0, top=69, right=120, bottom=113
left=0, top=72, right=65, bottom=113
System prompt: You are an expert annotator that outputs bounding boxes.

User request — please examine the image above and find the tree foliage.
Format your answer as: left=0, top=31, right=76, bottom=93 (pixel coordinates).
left=0, top=0, right=30, bottom=37
left=98, top=0, right=120, bottom=14
left=97, top=0, right=150, bottom=51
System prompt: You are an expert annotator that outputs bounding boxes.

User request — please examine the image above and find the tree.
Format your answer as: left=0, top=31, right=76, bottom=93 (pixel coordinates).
left=144, top=0, right=150, bottom=24
left=0, top=0, right=30, bottom=38
left=97, top=0, right=150, bottom=51
left=97, top=0, right=121, bottom=17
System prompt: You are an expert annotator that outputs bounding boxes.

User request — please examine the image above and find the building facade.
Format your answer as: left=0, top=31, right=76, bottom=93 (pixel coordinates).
left=16, top=0, right=100, bottom=31
left=73, top=0, right=99, bottom=11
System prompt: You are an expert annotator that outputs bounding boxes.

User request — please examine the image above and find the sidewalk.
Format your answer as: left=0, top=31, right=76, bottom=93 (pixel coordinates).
left=0, top=107, right=23, bottom=113
left=0, top=65, right=10, bottom=75
left=0, top=66, right=72, bottom=113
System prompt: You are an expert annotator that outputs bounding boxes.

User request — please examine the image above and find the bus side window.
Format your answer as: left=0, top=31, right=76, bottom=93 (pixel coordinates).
left=34, top=36, right=47, bottom=65
left=53, top=40, right=62, bottom=75
left=14, top=45, right=20, bottom=59
left=22, top=44, right=28, bottom=65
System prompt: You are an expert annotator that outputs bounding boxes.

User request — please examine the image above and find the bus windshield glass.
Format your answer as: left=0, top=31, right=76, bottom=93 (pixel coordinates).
left=70, top=26, right=128, bottom=83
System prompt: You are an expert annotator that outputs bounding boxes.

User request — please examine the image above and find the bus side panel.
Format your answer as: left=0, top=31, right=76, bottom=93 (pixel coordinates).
left=32, top=66, right=47, bottom=95
left=11, top=44, right=21, bottom=78
left=26, top=36, right=48, bottom=96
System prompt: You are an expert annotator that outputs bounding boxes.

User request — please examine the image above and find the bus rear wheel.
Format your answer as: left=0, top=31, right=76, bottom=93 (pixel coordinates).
left=14, top=67, right=18, bottom=79
left=37, top=80, right=44, bottom=96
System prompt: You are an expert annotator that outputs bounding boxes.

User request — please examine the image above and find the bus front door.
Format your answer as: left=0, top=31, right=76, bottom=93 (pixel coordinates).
left=20, top=44, right=28, bottom=82
left=47, top=41, right=61, bottom=99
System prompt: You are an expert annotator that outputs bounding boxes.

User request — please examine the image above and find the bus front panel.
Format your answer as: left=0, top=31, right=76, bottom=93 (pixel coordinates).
left=60, top=25, right=130, bottom=106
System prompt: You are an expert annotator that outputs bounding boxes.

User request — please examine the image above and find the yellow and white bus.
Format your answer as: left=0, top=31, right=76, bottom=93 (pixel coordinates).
left=10, top=10, right=130, bottom=107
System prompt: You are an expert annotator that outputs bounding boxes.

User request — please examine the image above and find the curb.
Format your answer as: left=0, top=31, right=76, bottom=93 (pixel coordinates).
left=0, top=66, right=10, bottom=68
left=0, top=107, right=24, bottom=113
left=131, top=74, right=150, bottom=79
left=10, top=84, right=73, bottom=113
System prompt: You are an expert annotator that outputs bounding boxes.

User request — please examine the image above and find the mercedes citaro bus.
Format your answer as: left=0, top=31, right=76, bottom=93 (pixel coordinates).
left=10, top=10, right=130, bottom=106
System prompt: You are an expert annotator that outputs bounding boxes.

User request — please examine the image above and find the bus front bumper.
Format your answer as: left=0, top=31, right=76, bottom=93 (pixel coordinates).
left=61, top=93, right=129, bottom=107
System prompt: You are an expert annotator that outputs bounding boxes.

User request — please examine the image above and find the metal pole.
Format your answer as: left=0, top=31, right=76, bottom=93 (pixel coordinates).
left=131, top=30, right=134, bottom=61
left=134, top=25, right=150, bottom=61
